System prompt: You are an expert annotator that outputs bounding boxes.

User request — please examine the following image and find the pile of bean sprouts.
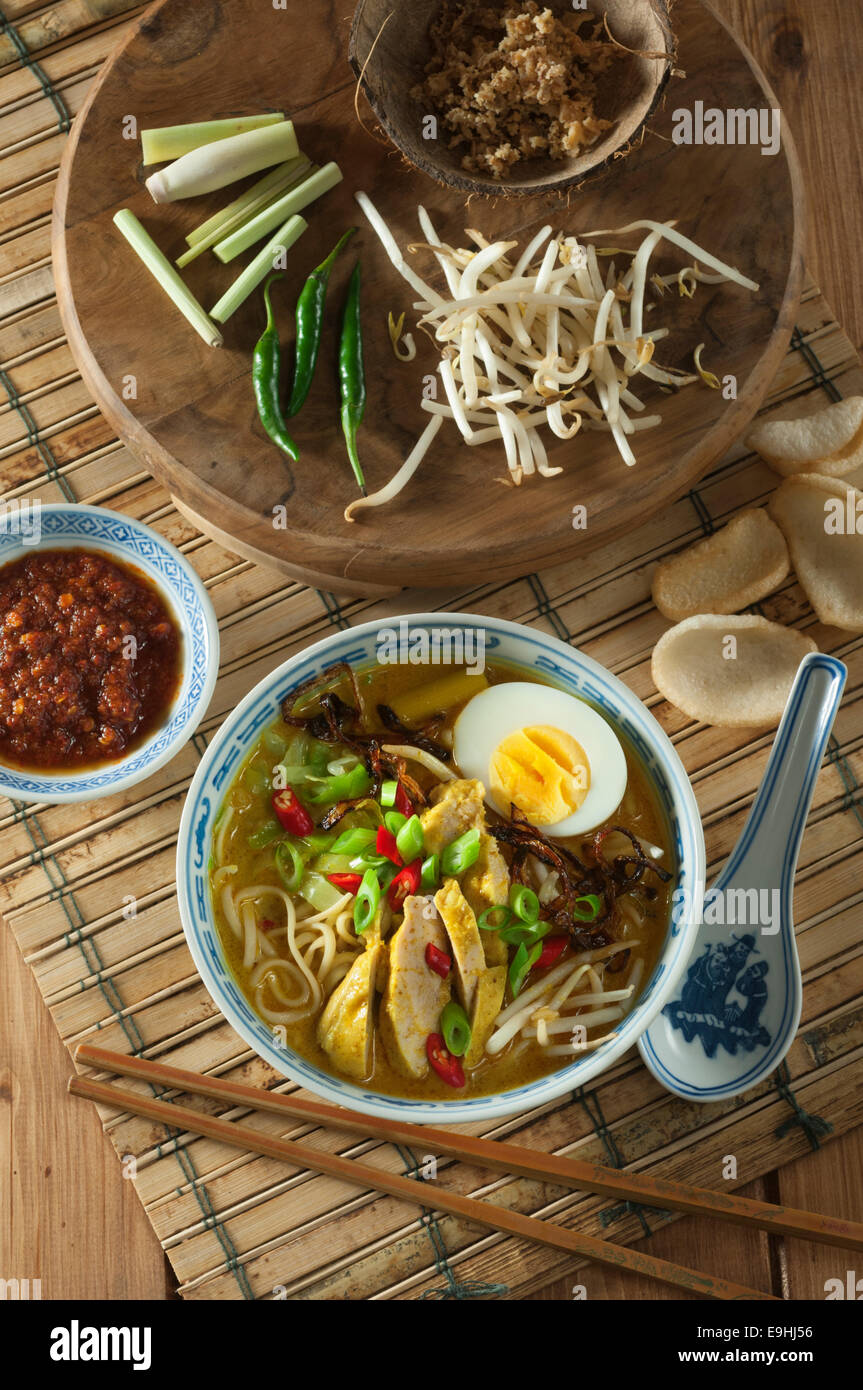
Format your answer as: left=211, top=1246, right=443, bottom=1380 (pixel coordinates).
left=346, top=194, right=759, bottom=520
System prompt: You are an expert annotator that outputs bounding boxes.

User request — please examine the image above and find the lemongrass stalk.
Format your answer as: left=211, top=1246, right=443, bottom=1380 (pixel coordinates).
left=113, top=210, right=222, bottom=347
left=210, top=215, right=307, bottom=323
left=214, top=162, right=342, bottom=263
left=184, top=156, right=309, bottom=247
left=141, top=113, right=285, bottom=165
left=177, top=159, right=314, bottom=268
left=146, top=123, right=298, bottom=204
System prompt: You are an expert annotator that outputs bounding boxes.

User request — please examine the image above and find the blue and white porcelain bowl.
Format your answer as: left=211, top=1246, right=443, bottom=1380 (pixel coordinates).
left=177, top=612, right=706, bottom=1123
left=0, top=504, right=219, bottom=805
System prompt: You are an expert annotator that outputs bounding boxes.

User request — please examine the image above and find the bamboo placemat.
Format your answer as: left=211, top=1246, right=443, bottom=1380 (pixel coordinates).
left=2, top=0, right=863, bottom=1301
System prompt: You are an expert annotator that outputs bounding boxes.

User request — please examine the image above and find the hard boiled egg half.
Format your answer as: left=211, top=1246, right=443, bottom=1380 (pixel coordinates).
left=453, top=682, right=627, bottom=837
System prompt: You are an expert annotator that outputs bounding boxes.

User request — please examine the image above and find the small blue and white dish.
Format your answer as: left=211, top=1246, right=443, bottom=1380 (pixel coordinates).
left=0, top=503, right=219, bottom=805
left=177, top=612, right=706, bottom=1124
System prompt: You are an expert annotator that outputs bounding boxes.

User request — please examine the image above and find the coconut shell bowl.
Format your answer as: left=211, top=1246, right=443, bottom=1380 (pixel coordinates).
left=349, top=0, right=675, bottom=198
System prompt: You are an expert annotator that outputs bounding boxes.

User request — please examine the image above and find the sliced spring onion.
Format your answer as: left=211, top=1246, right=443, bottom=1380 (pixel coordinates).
left=146, top=122, right=299, bottom=203
left=248, top=820, right=280, bottom=849
left=349, top=852, right=389, bottom=873
left=306, top=764, right=373, bottom=805
left=478, top=904, right=515, bottom=932
left=330, top=827, right=376, bottom=856
left=384, top=810, right=408, bottom=837
left=499, top=920, right=551, bottom=948
left=573, top=893, right=602, bottom=922
left=509, top=941, right=543, bottom=998
left=210, top=214, right=307, bottom=323
left=440, top=1001, right=472, bottom=1058
left=420, top=854, right=440, bottom=892
left=380, top=779, right=399, bottom=807
left=509, top=884, right=540, bottom=924
left=141, top=113, right=285, bottom=166
left=441, top=827, right=481, bottom=877
left=177, top=155, right=313, bottom=267
left=274, top=839, right=305, bottom=892
left=396, top=814, right=424, bottom=865
left=213, top=162, right=343, bottom=263
left=113, top=210, right=223, bottom=347
left=354, top=869, right=381, bottom=934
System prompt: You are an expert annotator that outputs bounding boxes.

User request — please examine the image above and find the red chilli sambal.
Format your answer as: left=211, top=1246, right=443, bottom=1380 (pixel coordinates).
left=0, top=548, right=182, bottom=771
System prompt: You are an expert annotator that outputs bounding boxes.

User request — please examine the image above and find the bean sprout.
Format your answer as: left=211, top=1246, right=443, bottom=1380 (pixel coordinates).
left=348, top=193, right=758, bottom=512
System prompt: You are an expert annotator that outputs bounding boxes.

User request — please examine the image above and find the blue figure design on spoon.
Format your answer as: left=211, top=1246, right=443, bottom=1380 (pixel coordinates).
left=662, top=934, right=770, bottom=1059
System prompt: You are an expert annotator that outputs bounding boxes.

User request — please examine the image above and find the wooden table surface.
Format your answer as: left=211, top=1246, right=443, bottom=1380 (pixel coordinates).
left=2, top=0, right=863, bottom=1301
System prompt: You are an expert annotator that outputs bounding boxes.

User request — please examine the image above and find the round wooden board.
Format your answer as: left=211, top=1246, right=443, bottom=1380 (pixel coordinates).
left=53, top=0, right=804, bottom=594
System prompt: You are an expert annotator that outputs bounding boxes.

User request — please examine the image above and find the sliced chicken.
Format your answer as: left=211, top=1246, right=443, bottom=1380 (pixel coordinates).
left=434, top=878, right=486, bottom=1015
left=379, top=895, right=451, bottom=1079
left=462, top=836, right=510, bottom=966
left=316, top=939, right=382, bottom=1080
left=464, top=965, right=507, bottom=1068
left=422, top=778, right=511, bottom=967
left=420, top=778, right=486, bottom=856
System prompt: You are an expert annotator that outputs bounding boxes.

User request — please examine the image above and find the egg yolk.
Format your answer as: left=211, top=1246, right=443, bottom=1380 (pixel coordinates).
left=489, top=725, right=590, bottom=826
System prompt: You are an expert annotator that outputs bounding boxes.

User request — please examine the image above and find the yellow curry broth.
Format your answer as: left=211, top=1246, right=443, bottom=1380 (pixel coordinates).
left=212, top=662, right=672, bottom=1100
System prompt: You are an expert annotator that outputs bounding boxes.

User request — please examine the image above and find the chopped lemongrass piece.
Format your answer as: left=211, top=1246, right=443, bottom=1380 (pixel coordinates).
left=112, top=210, right=222, bottom=347
left=184, top=156, right=309, bottom=246
left=213, top=162, right=343, bottom=263
left=210, top=214, right=307, bottom=323
left=146, top=122, right=298, bottom=204
left=141, top=113, right=285, bottom=165
left=177, top=156, right=313, bottom=267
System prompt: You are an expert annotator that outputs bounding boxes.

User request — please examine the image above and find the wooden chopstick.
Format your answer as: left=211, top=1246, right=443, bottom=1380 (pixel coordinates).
left=76, top=1042, right=863, bottom=1255
left=69, top=1068, right=774, bottom=1301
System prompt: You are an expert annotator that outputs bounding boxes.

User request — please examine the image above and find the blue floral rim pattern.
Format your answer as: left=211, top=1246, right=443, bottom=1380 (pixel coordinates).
left=0, top=505, right=219, bottom=800
left=177, top=613, right=706, bottom=1124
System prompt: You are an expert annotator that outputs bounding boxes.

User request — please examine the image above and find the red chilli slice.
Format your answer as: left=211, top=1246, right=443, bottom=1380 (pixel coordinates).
left=425, top=943, right=452, bottom=979
left=426, top=1033, right=465, bottom=1089
left=388, top=858, right=422, bottom=910
left=376, top=823, right=403, bottom=866
left=272, top=787, right=314, bottom=836
left=326, top=872, right=363, bottom=896
left=533, top=936, right=568, bottom=971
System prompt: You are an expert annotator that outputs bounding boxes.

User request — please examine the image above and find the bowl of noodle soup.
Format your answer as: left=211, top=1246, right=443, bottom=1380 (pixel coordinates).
left=177, top=613, right=704, bottom=1123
